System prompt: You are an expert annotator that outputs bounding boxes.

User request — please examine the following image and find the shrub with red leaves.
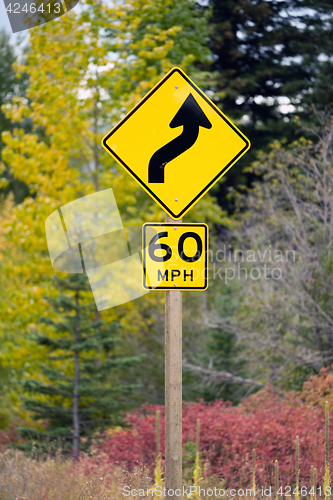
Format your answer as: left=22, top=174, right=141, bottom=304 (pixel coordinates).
left=90, top=387, right=330, bottom=489
left=0, top=424, right=19, bottom=451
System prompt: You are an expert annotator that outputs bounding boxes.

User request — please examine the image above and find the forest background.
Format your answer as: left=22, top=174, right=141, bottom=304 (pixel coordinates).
left=0, top=0, right=333, bottom=454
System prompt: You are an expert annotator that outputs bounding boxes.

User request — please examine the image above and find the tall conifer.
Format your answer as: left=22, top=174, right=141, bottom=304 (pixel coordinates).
left=20, top=274, right=142, bottom=454
left=207, top=0, right=333, bottom=203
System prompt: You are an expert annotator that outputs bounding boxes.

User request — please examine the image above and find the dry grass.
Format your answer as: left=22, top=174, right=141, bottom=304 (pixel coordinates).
left=0, top=448, right=254, bottom=499
left=1, top=448, right=328, bottom=500
left=0, top=449, right=152, bottom=500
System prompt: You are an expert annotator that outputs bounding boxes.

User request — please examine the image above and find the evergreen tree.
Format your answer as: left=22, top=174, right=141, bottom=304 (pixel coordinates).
left=0, top=29, right=16, bottom=152
left=20, top=274, right=142, bottom=455
left=206, top=0, right=333, bottom=207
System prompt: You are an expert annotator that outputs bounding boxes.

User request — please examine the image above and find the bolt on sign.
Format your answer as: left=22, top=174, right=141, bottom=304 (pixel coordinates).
left=102, top=67, right=251, bottom=220
left=143, top=223, right=208, bottom=291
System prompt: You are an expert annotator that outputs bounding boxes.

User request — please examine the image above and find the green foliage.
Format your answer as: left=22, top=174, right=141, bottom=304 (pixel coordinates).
left=221, top=112, right=333, bottom=390
left=104, top=0, right=211, bottom=106
left=182, top=274, right=253, bottom=404
left=2, top=0, right=333, bottom=425
left=0, top=30, right=29, bottom=202
left=207, top=0, right=333, bottom=207
left=0, top=29, right=17, bottom=151
left=182, top=441, right=198, bottom=482
left=0, top=0, right=224, bottom=428
left=19, top=274, right=142, bottom=453
left=210, top=0, right=333, bottom=126
left=201, top=287, right=249, bottom=402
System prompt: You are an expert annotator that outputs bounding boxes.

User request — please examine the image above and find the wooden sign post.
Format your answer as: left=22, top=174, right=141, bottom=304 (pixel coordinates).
left=165, top=213, right=182, bottom=500
left=101, top=67, right=251, bottom=500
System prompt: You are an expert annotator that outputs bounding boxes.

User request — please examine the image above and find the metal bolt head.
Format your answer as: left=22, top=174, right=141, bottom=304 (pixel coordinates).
left=174, top=227, right=177, bottom=230
left=175, top=86, right=178, bottom=89
left=175, top=198, right=178, bottom=201
left=174, top=283, right=177, bottom=286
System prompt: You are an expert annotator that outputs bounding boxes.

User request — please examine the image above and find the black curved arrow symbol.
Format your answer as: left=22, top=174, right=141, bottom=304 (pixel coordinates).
left=148, top=93, right=212, bottom=183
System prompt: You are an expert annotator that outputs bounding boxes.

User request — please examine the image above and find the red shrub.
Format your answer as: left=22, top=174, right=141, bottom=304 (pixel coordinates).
left=0, top=425, right=19, bottom=451
left=90, top=387, right=330, bottom=488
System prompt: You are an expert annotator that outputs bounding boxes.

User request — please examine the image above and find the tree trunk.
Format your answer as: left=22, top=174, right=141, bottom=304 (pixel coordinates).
left=73, top=289, right=80, bottom=457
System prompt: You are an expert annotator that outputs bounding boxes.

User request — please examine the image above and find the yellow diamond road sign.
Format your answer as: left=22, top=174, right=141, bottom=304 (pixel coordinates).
left=143, top=223, right=208, bottom=290
left=102, top=67, right=250, bottom=220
